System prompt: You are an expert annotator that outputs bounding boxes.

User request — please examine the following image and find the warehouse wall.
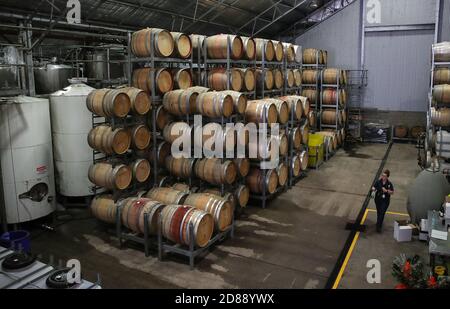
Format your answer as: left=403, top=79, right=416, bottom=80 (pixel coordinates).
left=294, top=0, right=361, bottom=69
left=439, top=0, right=450, bottom=41
left=295, top=0, right=440, bottom=127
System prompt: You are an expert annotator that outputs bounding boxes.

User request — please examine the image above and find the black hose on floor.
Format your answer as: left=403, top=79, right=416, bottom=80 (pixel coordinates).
left=325, top=142, right=394, bottom=289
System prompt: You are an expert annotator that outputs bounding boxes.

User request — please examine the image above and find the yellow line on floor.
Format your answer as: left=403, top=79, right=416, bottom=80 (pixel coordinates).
left=332, top=209, right=369, bottom=289
left=367, top=209, right=410, bottom=217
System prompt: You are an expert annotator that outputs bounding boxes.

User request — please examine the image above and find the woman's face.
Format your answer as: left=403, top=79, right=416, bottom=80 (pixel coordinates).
left=381, top=173, right=388, bottom=181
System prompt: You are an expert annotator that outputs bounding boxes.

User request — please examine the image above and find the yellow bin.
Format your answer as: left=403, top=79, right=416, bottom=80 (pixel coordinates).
left=308, top=133, right=325, bottom=168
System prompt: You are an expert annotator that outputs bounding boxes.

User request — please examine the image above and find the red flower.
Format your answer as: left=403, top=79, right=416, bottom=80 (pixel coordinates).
left=395, top=283, right=408, bottom=289
left=427, top=276, right=438, bottom=289
left=403, top=261, right=412, bottom=278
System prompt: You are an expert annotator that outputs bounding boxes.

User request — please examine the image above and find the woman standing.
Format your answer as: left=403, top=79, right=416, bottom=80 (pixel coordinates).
left=372, top=170, right=394, bottom=233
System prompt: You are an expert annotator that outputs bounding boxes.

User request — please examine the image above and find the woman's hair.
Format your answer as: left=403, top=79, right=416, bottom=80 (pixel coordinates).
left=383, top=169, right=390, bottom=178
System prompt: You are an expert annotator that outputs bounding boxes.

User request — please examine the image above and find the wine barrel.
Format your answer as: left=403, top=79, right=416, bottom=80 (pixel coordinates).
left=130, top=125, right=151, bottom=150
left=163, top=122, right=191, bottom=144
left=293, top=69, right=302, bottom=87
left=394, top=126, right=409, bottom=138
left=154, top=105, right=174, bottom=131
left=434, top=68, right=450, bottom=85
left=132, top=68, right=174, bottom=95
left=322, top=50, right=328, bottom=65
left=301, top=96, right=310, bottom=117
left=201, top=189, right=236, bottom=210
left=194, top=158, right=237, bottom=185
left=431, top=107, right=450, bottom=126
left=205, top=34, right=243, bottom=60
left=161, top=205, right=214, bottom=248
left=302, top=88, right=317, bottom=105
left=433, top=85, right=450, bottom=104
left=323, top=68, right=343, bottom=85
left=291, top=155, right=301, bottom=177
left=283, top=43, right=295, bottom=63
left=302, top=70, right=320, bottom=84
left=170, top=68, right=193, bottom=90
left=88, top=162, right=132, bottom=190
left=286, top=69, right=295, bottom=88
left=245, top=100, right=278, bottom=126
left=195, top=123, right=236, bottom=152
left=235, top=185, right=250, bottom=208
left=293, top=45, right=302, bottom=63
left=121, top=198, right=164, bottom=235
left=91, top=195, right=116, bottom=224
left=184, top=194, right=233, bottom=231
left=246, top=168, right=279, bottom=194
left=146, top=187, right=189, bottom=205
left=233, top=158, right=250, bottom=177
left=308, top=110, right=317, bottom=128
left=207, top=67, right=243, bottom=92
left=410, top=126, right=425, bottom=139
left=149, top=141, right=172, bottom=166
left=130, top=158, right=151, bottom=183
left=316, top=131, right=337, bottom=151
left=86, top=88, right=131, bottom=118
left=222, top=90, right=247, bottom=115
left=188, top=86, right=210, bottom=93
left=322, top=89, right=346, bottom=106
left=291, top=127, right=302, bottom=150
left=123, top=87, right=151, bottom=116
left=303, top=48, right=322, bottom=64
left=88, top=125, right=131, bottom=155
left=321, top=109, right=342, bottom=125
left=273, top=68, right=284, bottom=90
left=276, top=162, right=288, bottom=187
left=434, top=42, right=450, bottom=62
left=273, top=41, right=284, bottom=62
left=255, top=69, right=274, bottom=90
left=190, top=34, right=206, bottom=58
left=278, top=131, right=289, bottom=156
left=298, top=150, right=309, bottom=171
left=163, top=89, right=198, bottom=116
left=170, top=32, right=192, bottom=59
left=265, top=98, right=289, bottom=124
left=172, top=183, right=197, bottom=193
left=326, top=129, right=342, bottom=146
left=255, top=39, right=275, bottom=61
left=241, top=37, right=256, bottom=60
left=316, top=133, right=333, bottom=154
left=248, top=135, right=276, bottom=161
left=131, top=28, right=174, bottom=58
left=165, top=156, right=196, bottom=179
left=238, top=68, right=256, bottom=92
left=196, top=91, right=235, bottom=118
left=280, top=96, right=303, bottom=121
left=300, top=123, right=309, bottom=145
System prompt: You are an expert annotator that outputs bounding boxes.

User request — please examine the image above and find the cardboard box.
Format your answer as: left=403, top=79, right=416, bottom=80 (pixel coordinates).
left=394, top=220, right=413, bottom=242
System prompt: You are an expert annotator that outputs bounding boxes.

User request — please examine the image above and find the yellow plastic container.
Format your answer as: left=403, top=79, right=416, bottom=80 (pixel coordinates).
left=308, top=133, right=325, bottom=167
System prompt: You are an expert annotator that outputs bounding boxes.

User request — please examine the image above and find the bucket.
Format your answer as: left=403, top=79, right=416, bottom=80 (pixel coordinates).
left=0, top=230, right=31, bottom=253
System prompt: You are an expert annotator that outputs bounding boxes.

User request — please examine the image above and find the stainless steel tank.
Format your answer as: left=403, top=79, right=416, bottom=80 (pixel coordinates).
left=407, top=170, right=450, bottom=224
left=85, top=47, right=127, bottom=81
left=34, top=60, right=73, bottom=94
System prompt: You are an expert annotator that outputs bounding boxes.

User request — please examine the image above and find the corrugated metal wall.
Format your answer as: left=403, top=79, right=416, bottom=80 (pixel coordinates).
left=295, top=0, right=439, bottom=114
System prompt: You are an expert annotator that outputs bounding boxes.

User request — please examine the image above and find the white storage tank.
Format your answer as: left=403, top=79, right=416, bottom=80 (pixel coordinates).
left=435, top=130, right=450, bottom=159
left=0, top=96, right=55, bottom=224
left=50, top=81, right=95, bottom=197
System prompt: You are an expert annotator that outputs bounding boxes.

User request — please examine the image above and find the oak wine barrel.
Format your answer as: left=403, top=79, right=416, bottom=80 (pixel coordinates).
left=235, top=185, right=250, bottom=208
left=154, top=105, right=174, bottom=131
left=293, top=69, right=302, bottom=87
left=290, top=127, right=302, bottom=150
left=298, top=150, right=309, bottom=171
left=207, top=67, right=243, bottom=92
left=163, top=122, right=191, bottom=144
left=121, top=198, right=164, bottom=235
left=88, top=125, right=131, bottom=155
left=233, top=158, right=250, bottom=177
left=194, top=158, right=237, bottom=185
left=163, top=89, right=198, bottom=116
left=293, top=45, right=302, bottom=63
left=265, top=98, right=289, bottom=124
left=273, top=68, right=284, bottom=90
left=302, top=88, right=318, bottom=105
left=321, top=109, right=342, bottom=126
left=222, top=90, right=247, bottom=115
left=131, top=28, right=174, bottom=58
left=238, top=68, right=256, bottom=92
left=246, top=168, right=279, bottom=195
left=146, top=187, right=189, bottom=205
left=88, top=162, right=132, bottom=190
left=86, top=88, right=131, bottom=118
left=123, top=87, right=151, bottom=116
left=196, top=91, right=235, bottom=118
left=302, top=70, right=320, bottom=85
left=286, top=69, right=295, bottom=88
left=308, top=110, right=317, bottom=128
left=184, top=193, right=233, bottom=231
left=434, top=68, right=450, bottom=85
left=255, top=69, right=274, bottom=91
left=291, top=155, right=301, bottom=177
left=394, top=126, right=409, bottom=139
left=303, top=48, right=322, bottom=64
left=161, top=205, right=214, bottom=248
left=280, top=95, right=303, bottom=121
left=278, top=131, right=289, bottom=156
left=276, top=162, right=288, bottom=187
left=255, top=39, right=275, bottom=61
left=201, top=188, right=236, bottom=210
left=273, top=41, right=284, bottom=62
left=130, top=124, right=151, bottom=150
left=241, top=37, right=256, bottom=60
left=283, top=43, right=295, bottom=63
left=433, top=85, right=450, bottom=104
left=205, top=34, right=244, bottom=60
left=91, top=195, right=117, bottom=224
left=165, top=156, right=196, bottom=179
left=149, top=141, right=172, bottom=166
left=196, top=123, right=236, bottom=152
left=130, top=158, right=151, bottom=183
left=132, top=68, right=174, bottom=95
left=245, top=100, right=278, bottom=126
left=190, top=34, right=206, bottom=58
left=170, top=32, right=192, bottom=59
left=170, top=68, right=193, bottom=90
left=300, top=123, right=309, bottom=145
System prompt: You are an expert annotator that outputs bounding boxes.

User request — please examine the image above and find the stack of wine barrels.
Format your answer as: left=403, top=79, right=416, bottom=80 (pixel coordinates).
left=87, top=87, right=152, bottom=193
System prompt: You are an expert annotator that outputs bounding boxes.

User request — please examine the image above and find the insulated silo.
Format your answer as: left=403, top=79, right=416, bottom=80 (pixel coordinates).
left=0, top=96, right=55, bottom=224
left=50, top=82, right=95, bottom=197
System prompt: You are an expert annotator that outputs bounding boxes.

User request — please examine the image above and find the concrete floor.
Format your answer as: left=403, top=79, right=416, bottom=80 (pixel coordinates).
left=28, top=143, right=427, bottom=289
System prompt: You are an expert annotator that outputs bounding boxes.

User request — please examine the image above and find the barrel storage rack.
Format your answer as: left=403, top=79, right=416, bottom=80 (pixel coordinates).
left=256, top=40, right=284, bottom=99
left=302, top=51, right=327, bottom=132
left=126, top=30, right=195, bottom=186
left=319, top=70, right=347, bottom=159
left=287, top=107, right=308, bottom=187
left=284, top=48, right=303, bottom=96
left=428, top=43, right=450, bottom=162
left=197, top=35, right=257, bottom=100
left=346, top=70, right=368, bottom=143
